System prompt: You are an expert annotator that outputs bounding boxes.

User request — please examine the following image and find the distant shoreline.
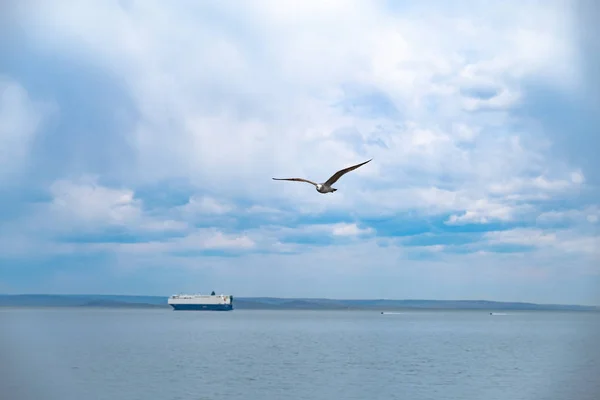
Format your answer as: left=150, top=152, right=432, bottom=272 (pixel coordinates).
left=0, top=294, right=598, bottom=312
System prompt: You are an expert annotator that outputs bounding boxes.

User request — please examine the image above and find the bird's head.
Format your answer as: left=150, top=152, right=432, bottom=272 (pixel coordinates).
left=315, top=184, right=322, bottom=191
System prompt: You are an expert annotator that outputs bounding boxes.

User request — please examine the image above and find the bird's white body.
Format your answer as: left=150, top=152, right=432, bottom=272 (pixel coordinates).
left=316, top=184, right=336, bottom=194
left=273, top=159, right=371, bottom=194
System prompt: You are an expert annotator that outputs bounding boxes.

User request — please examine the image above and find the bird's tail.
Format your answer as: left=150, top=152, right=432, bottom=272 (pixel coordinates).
left=332, top=188, right=337, bottom=192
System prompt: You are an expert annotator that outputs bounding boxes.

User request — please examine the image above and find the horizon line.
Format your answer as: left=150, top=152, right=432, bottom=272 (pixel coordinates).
left=1, top=293, right=598, bottom=308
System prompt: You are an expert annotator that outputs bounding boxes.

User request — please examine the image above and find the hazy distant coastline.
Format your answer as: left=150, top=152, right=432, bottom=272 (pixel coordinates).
left=0, top=294, right=598, bottom=311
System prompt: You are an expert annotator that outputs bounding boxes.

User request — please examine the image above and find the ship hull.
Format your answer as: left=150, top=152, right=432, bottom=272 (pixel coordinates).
left=169, top=303, right=233, bottom=311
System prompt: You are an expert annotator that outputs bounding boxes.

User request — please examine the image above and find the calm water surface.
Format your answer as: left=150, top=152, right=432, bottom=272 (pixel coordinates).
left=1, top=308, right=599, bottom=400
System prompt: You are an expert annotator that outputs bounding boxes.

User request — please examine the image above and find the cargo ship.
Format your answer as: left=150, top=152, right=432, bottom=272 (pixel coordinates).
left=168, top=292, right=234, bottom=311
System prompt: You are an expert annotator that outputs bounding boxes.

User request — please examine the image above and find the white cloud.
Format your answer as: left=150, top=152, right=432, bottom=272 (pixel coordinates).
left=446, top=206, right=514, bottom=225
left=180, top=195, right=233, bottom=216
left=489, top=176, right=574, bottom=196
left=570, top=171, right=585, bottom=184
left=138, top=220, right=189, bottom=233
left=484, top=228, right=600, bottom=258
left=91, top=222, right=369, bottom=259
left=203, top=231, right=255, bottom=250
left=330, top=223, right=373, bottom=237
left=462, top=88, right=521, bottom=112
left=485, top=228, right=558, bottom=247
left=12, top=0, right=583, bottom=214
left=94, top=229, right=255, bottom=256
left=536, top=206, right=600, bottom=226
left=0, top=76, right=56, bottom=183
left=245, top=205, right=283, bottom=215
left=452, top=123, right=480, bottom=143
left=274, top=222, right=374, bottom=238
left=17, top=177, right=189, bottom=236
left=246, top=222, right=375, bottom=245
left=48, top=178, right=142, bottom=227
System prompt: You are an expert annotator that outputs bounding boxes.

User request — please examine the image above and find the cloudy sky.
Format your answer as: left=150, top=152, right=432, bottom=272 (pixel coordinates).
left=0, top=0, right=598, bottom=304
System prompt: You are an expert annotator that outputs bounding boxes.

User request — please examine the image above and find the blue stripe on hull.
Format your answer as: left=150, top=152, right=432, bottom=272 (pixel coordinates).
left=170, top=304, right=233, bottom=311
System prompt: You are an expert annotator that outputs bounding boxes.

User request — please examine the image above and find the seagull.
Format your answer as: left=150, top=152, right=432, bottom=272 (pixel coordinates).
left=272, top=159, right=372, bottom=194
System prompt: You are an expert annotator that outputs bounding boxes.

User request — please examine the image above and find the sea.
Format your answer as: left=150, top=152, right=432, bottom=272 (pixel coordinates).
left=1, top=308, right=599, bottom=400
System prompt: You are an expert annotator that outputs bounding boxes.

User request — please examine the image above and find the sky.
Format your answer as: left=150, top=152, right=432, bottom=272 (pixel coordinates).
left=0, top=0, right=598, bottom=305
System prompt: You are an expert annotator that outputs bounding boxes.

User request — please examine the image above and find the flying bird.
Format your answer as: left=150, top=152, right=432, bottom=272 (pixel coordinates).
left=272, top=159, right=372, bottom=194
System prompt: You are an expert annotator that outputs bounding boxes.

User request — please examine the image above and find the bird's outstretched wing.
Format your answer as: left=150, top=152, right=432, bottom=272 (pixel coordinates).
left=324, top=159, right=372, bottom=186
left=272, top=177, right=319, bottom=187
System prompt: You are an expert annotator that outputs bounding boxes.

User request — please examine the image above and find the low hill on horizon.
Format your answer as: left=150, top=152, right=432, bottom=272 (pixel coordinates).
left=0, top=294, right=598, bottom=311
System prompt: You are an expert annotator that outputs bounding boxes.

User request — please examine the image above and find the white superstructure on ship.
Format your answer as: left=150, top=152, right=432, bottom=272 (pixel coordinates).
left=168, top=292, right=233, bottom=311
